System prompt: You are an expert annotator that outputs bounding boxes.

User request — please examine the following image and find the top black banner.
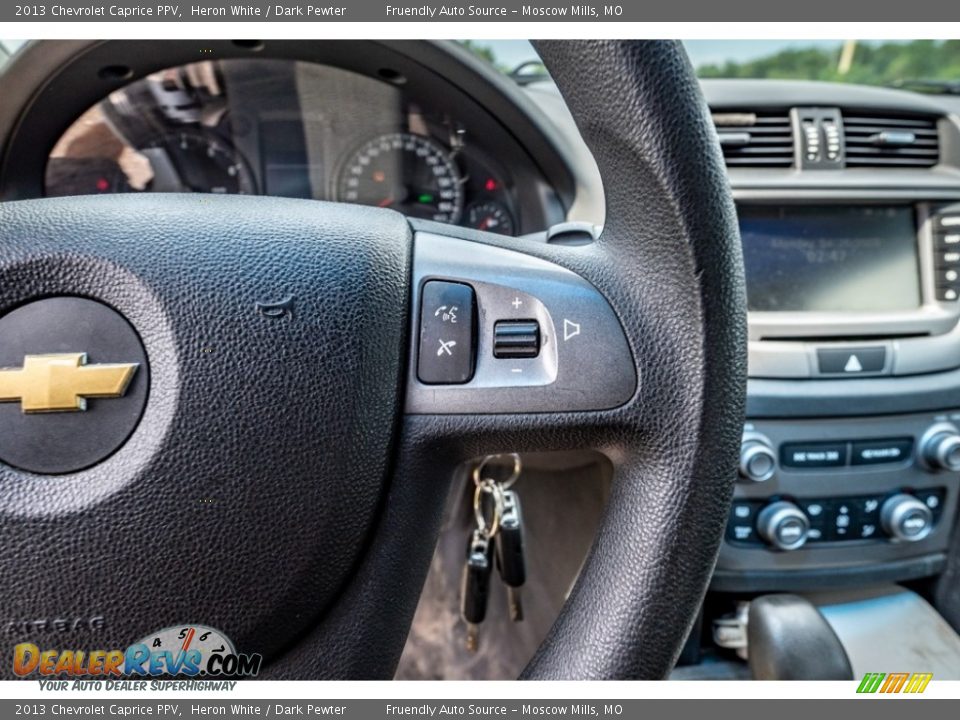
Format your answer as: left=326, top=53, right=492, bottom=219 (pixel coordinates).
left=5, top=0, right=960, bottom=21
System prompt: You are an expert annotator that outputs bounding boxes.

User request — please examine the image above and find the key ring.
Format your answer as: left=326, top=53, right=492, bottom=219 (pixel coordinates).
left=472, top=453, right=522, bottom=490
left=473, top=478, right=505, bottom=539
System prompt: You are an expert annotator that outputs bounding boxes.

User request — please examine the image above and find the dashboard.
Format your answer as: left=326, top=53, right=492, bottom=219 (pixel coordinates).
left=0, top=41, right=575, bottom=237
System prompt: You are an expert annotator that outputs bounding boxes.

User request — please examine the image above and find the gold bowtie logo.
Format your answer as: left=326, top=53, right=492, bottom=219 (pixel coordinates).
left=0, top=353, right=139, bottom=413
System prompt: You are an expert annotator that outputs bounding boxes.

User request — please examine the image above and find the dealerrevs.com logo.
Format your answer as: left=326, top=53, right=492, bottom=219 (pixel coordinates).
left=13, top=625, right=262, bottom=679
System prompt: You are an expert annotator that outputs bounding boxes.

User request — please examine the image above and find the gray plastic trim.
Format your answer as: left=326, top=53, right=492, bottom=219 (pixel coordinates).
left=815, top=586, right=960, bottom=679
left=711, top=554, right=946, bottom=592
left=404, top=232, right=636, bottom=414
left=701, top=79, right=958, bottom=116
left=747, top=369, right=960, bottom=418
left=730, top=173, right=960, bottom=196
left=894, top=322, right=960, bottom=375
left=748, top=322, right=960, bottom=380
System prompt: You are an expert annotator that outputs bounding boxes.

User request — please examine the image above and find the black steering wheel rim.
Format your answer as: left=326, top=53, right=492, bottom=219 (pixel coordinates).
left=0, top=40, right=746, bottom=680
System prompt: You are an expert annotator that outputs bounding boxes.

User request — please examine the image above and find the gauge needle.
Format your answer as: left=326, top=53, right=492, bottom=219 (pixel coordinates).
left=140, top=148, right=187, bottom=192
left=377, top=197, right=394, bottom=208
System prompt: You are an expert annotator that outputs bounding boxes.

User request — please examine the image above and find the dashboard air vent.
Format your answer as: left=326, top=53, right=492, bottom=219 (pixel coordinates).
left=843, top=113, right=940, bottom=167
left=713, top=112, right=794, bottom=168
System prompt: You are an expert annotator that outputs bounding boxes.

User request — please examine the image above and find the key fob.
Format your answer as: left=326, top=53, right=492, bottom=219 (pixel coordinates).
left=460, top=530, right=494, bottom=625
left=496, top=490, right=526, bottom=587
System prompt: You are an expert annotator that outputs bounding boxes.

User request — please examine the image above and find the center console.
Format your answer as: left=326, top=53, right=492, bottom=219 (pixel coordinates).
left=716, top=201, right=960, bottom=591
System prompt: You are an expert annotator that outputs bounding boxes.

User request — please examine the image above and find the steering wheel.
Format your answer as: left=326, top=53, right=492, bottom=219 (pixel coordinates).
left=0, top=40, right=746, bottom=679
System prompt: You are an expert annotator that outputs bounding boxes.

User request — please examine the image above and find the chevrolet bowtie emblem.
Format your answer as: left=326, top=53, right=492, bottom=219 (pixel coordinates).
left=0, top=353, right=139, bottom=413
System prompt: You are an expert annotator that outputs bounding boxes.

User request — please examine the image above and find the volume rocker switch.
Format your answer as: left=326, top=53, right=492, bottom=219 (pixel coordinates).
left=417, top=281, right=476, bottom=384
left=493, top=320, right=541, bottom=359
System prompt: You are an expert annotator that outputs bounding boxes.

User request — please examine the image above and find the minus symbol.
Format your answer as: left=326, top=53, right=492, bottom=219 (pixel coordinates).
left=511, top=368, right=523, bottom=373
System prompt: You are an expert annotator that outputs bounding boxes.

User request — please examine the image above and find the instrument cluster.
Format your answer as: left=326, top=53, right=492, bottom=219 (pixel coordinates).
left=45, top=57, right=524, bottom=236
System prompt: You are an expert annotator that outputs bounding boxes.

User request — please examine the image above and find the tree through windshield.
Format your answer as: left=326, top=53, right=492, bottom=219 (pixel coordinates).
left=693, top=40, right=960, bottom=90
left=460, top=39, right=960, bottom=93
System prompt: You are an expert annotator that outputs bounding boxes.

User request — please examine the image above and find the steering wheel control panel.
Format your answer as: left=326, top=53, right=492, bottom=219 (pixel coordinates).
left=715, top=411, right=960, bottom=589
left=416, top=281, right=548, bottom=384
left=405, top=233, right=635, bottom=414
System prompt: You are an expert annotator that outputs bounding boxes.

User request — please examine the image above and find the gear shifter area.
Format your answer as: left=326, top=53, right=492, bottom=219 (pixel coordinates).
left=747, top=594, right=853, bottom=680
left=706, top=586, right=960, bottom=680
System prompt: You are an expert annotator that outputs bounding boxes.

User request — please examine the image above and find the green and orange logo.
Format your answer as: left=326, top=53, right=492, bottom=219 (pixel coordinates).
left=857, top=672, right=933, bottom=694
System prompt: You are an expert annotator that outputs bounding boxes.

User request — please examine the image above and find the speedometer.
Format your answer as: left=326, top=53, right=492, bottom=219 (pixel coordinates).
left=336, top=132, right=463, bottom=223
left=143, top=131, right=256, bottom=195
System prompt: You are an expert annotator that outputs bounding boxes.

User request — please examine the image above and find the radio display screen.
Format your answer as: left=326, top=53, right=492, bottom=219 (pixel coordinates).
left=739, top=205, right=921, bottom=313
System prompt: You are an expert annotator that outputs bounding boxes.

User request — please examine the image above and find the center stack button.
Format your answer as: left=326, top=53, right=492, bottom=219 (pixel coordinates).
left=757, top=501, right=810, bottom=551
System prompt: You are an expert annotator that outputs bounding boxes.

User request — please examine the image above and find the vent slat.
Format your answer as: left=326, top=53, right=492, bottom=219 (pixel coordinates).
left=730, top=146, right=795, bottom=154
left=844, top=147, right=939, bottom=155
left=724, top=157, right=796, bottom=166
left=846, top=136, right=939, bottom=146
left=842, top=112, right=940, bottom=168
left=739, top=137, right=794, bottom=144
left=718, top=126, right=793, bottom=134
left=714, top=111, right=794, bottom=168
left=846, top=157, right=942, bottom=167
left=843, top=116, right=937, bottom=127
left=844, top=128, right=939, bottom=138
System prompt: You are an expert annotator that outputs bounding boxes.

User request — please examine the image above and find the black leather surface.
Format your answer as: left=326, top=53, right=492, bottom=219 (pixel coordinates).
left=265, top=40, right=747, bottom=679
left=748, top=595, right=853, bottom=680
left=520, top=39, right=748, bottom=680
left=0, top=194, right=410, bottom=677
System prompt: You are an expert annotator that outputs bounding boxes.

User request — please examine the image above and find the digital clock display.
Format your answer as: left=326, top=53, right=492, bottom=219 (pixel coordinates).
left=739, top=205, right=921, bottom=313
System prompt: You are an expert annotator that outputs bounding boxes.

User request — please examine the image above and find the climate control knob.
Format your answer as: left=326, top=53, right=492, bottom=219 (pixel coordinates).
left=881, top=494, right=934, bottom=542
left=757, top=501, right=810, bottom=551
left=920, top=424, right=960, bottom=472
left=739, top=438, right=777, bottom=483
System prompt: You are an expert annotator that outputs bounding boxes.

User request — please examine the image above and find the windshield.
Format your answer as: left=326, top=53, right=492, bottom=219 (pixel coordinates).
left=6, top=40, right=958, bottom=92
left=461, top=39, right=960, bottom=92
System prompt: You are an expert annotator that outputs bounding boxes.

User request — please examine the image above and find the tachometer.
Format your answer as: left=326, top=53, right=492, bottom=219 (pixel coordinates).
left=336, top=132, right=463, bottom=223
left=465, top=201, right=515, bottom=236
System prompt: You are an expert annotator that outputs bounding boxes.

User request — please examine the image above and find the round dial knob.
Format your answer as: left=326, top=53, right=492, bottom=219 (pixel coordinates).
left=739, top=440, right=777, bottom=483
left=881, top=494, right=934, bottom=542
left=757, top=501, right=810, bottom=551
left=921, top=425, right=960, bottom=472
